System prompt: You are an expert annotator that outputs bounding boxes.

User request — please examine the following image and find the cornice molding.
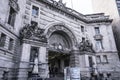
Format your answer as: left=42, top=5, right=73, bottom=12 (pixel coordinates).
left=37, top=0, right=112, bottom=24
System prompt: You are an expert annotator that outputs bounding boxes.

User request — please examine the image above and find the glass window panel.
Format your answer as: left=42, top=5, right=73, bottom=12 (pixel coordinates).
left=95, top=27, right=100, bottom=34
left=96, top=40, right=103, bottom=50
left=32, top=6, right=39, bottom=16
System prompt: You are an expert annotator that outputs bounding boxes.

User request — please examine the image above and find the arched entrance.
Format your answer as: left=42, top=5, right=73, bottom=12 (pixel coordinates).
left=18, top=23, right=80, bottom=79
left=45, top=24, right=77, bottom=78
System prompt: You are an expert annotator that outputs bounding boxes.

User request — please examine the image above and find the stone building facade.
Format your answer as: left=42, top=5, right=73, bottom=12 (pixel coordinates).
left=0, top=0, right=120, bottom=80
left=91, top=0, right=120, bottom=58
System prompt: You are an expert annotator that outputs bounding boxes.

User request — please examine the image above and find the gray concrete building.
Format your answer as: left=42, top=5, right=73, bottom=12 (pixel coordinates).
left=0, top=0, right=120, bottom=80
left=91, top=0, right=120, bottom=58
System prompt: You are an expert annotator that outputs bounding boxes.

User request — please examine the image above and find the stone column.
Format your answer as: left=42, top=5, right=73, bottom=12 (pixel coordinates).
left=70, top=46, right=80, bottom=67
left=38, top=46, right=49, bottom=78
left=18, top=43, right=31, bottom=80
left=69, top=46, right=81, bottom=80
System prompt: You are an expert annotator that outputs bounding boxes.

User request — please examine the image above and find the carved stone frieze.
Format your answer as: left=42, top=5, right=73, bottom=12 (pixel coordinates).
left=20, top=24, right=47, bottom=43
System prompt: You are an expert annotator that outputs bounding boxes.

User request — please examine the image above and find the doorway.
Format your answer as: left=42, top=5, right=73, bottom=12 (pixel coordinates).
left=48, top=51, right=70, bottom=78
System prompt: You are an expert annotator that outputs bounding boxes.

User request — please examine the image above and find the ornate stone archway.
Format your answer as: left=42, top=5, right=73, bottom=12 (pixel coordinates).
left=18, top=23, right=80, bottom=79
left=45, top=23, right=80, bottom=78
left=44, top=22, right=77, bottom=48
left=44, top=23, right=80, bottom=68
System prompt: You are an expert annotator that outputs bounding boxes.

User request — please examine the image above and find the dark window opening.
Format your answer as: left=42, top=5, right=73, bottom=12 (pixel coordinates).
left=82, top=37, right=85, bottom=41
left=64, top=58, right=70, bottom=67
left=8, top=38, right=14, bottom=51
left=88, top=56, right=93, bottom=68
left=107, top=73, right=111, bottom=78
left=8, top=7, right=16, bottom=27
left=0, top=33, right=6, bottom=47
left=30, top=47, right=39, bottom=62
left=81, top=26, right=84, bottom=32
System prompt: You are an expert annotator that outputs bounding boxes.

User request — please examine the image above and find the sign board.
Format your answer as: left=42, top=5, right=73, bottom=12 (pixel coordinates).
left=64, top=67, right=80, bottom=80
left=70, top=67, right=80, bottom=80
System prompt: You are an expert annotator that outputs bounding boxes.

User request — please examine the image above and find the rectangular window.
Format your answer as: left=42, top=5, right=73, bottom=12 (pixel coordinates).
left=0, top=33, right=6, bottom=47
left=96, top=40, right=103, bottom=50
left=30, top=47, right=39, bottom=62
left=95, top=27, right=100, bottom=34
left=81, top=26, right=84, bottom=32
left=103, top=55, right=108, bottom=63
left=82, top=37, right=85, bottom=41
left=96, top=55, right=101, bottom=63
left=8, top=7, right=16, bottom=27
left=8, top=38, right=14, bottom=51
left=88, top=56, right=93, bottom=67
left=32, top=6, right=39, bottom=16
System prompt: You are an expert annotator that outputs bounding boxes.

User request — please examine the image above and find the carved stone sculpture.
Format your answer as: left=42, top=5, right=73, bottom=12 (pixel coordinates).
left=9, top=0, right=20, bottom=12
left=32, top=54, right=39, bottom=74
left=20, top=24, right=47, bottom=43
left=79, top=39, right=95, bottom=53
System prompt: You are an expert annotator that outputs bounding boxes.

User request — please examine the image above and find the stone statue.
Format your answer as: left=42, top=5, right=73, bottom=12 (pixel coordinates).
left=79, top=39, right=95, bottom=53
left=57, top=0, right=66, bottom=9
left=32, top=54, right=39, bottom=74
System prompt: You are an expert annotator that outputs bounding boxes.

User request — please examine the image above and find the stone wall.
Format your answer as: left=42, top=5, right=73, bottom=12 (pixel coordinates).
left=0, top=0, right=119, bottom=79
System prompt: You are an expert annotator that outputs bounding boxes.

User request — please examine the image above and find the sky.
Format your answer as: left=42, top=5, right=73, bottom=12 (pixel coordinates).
left=55, top=0, right=93, bottom=14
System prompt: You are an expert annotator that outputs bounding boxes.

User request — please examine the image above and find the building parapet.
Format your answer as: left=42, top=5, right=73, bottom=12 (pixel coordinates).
left=37, top=0, right=112, bottom=23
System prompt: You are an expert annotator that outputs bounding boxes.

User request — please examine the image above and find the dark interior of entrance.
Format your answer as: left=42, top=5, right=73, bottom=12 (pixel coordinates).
left=48, top=30, right=73, bottom=78
left=48, top=51, right=70, bottom=78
